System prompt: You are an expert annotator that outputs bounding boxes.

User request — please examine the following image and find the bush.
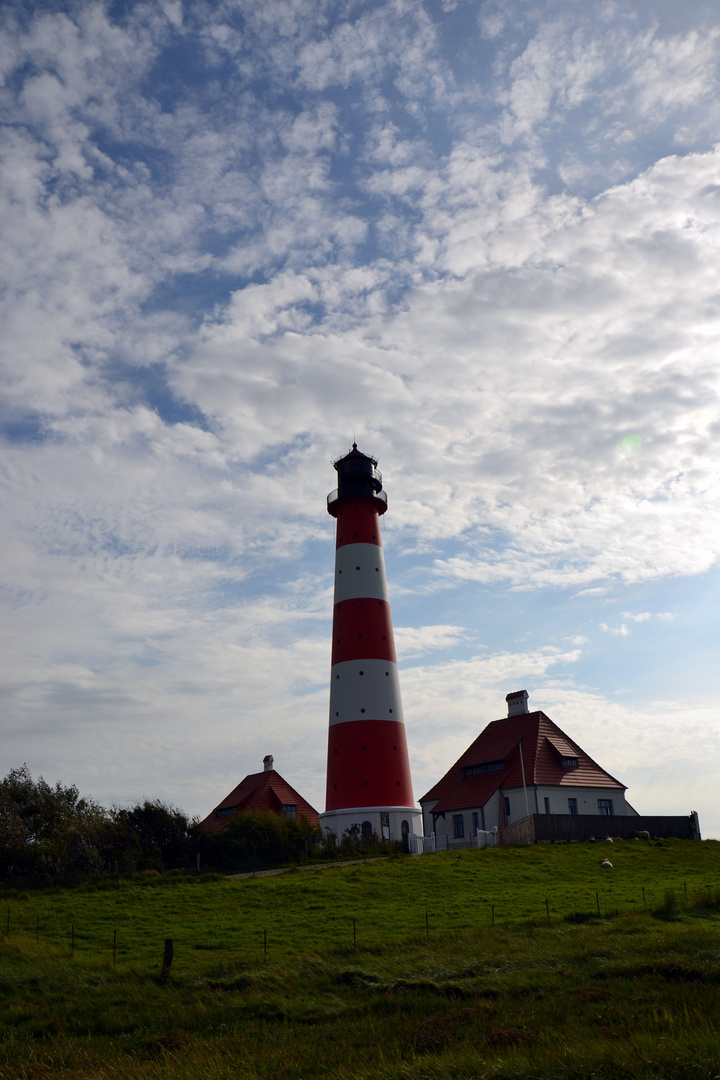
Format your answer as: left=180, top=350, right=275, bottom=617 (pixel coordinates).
left=654, top=889, right=682, bottom=920
left=198, top=811, right=322, bottom=872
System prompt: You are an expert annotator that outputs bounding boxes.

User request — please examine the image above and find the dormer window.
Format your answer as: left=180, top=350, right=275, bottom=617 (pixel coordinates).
left=561, top=757, right=579, bottom=769
left=281, top=804, right=297, bottom=819
left=462, top=759, right=504, bottom=778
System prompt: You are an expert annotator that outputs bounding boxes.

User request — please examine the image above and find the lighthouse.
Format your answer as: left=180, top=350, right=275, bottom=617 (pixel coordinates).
left=319, top=444, right=422, bottom=845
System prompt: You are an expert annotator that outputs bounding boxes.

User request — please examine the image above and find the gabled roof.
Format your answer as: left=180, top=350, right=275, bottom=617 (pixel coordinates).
left=199, top=770, right=320, bottom=833
left=419, top=711, right=625, bottom=814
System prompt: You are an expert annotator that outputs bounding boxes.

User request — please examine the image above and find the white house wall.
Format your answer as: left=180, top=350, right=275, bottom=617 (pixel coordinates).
left=531, top=785, right=637, bottom=819
left=422, top=785, right=637, bottom=846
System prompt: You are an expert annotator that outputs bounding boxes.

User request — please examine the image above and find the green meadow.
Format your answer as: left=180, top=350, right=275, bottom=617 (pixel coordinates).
left=1, top=839, right=719, bottom=1079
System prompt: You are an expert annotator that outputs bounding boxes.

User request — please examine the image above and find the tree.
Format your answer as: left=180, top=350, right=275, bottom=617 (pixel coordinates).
left=111, top=799, right=192, bottom=870
left=0, top=765, right=107, bottom=881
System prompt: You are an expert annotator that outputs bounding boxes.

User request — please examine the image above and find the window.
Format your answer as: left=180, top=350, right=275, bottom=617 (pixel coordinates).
left=462, top=759, right=505, bottom=778
left=568, top=798, right=578, bottom=815
left=561, top=757, right=579, bottom=769
left=598, top=799, right=614, bottom=817
left=544, top=797, right=551, bottom=814
left=503, top=797, right=510, bottom=818
left=453, top=814, right=465, bottom=839
left=281, top=804, right=297, bottom=819
left=361, top=820, right=373, bottom=839
left=215, top=806, right=236, bottom=819
left=472, top=811, right=479, bottom=835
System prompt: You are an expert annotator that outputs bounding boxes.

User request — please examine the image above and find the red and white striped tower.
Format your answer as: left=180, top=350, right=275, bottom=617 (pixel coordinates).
left=319, top=444, right=422, bottom=845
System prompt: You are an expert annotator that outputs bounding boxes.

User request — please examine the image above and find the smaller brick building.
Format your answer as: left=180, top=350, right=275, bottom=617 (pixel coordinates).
left=199, top=755, right=320, bottom=834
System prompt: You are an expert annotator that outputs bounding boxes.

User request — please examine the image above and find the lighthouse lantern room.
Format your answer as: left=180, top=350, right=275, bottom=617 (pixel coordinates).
left=319, top=444, right=422, bottom=845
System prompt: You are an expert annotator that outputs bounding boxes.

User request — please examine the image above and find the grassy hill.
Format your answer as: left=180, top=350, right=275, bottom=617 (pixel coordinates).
left=1, top=839, right=719, bottom=1079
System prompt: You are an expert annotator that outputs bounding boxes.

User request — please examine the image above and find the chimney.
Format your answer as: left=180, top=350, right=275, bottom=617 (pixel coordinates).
left=506, top=690, right=529, bottom=717
left=263, top=755, right=274, bottom=772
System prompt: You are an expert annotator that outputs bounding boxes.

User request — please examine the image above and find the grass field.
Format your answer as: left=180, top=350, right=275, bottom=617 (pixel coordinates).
left=1, top=839, right=719, bottom=1078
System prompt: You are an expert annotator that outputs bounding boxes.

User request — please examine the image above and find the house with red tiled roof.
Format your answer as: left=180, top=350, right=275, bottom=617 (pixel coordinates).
left=199, top=755, right=320, bottom=834
left=419, top=691, right=638, bottom=847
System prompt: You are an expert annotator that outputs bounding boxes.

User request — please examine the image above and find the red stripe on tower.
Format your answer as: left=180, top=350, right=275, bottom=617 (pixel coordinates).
left=319, top=444, right=422, bottom=846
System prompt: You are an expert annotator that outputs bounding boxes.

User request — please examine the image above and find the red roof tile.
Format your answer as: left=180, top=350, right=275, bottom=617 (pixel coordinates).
left=199, top=770, right=320, bottom=833
left=419, top=711, right=625, bottom=814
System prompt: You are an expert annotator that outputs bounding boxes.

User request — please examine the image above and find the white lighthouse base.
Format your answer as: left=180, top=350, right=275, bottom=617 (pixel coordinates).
left=320, top=805, right=423, bottom=849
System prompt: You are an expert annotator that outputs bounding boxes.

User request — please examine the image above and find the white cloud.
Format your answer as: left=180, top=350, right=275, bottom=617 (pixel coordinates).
left=394, top=623, right=467, bottom=657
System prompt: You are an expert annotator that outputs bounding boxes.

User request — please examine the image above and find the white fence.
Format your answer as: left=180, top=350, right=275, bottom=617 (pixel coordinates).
left=409, top=834, right=439, bottom=855
left=410, top=830, right=497, bottom=855
left=475, top=829, right=498, bottom=848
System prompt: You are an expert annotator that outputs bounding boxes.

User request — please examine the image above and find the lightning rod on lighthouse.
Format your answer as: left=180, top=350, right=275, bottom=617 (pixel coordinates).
left=319, top=444, right=422, bottom=846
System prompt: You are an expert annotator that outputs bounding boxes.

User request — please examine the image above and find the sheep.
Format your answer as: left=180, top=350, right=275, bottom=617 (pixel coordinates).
left=601, top=859, right=613, bottom=869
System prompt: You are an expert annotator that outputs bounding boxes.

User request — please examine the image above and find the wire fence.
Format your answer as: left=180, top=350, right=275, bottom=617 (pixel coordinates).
left=3, top=878, right=719, bottom=973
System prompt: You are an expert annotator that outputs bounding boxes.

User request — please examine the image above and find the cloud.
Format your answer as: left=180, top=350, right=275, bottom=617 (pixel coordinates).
left=394, top=623, right=467, bottom=657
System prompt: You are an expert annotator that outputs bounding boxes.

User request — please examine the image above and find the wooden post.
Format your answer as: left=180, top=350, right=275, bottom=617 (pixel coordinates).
left=161, top=939, right=174, bottom=979
left=642, top=886, right=646, bottom=909
left=263, top=929, right=267, bottom=960
left=352, top=918, right=356, bottom=949
left=113, top=929, right=117, bottom=969
left=545, top=898, right=550, bottom=924
left=36, top=916, right=40, bottom=944
left=71, top=924, right=75, bottom=958
left=595, top=892, right=600, bottom=916
left=425, top=911, right=429, bottom=940
left=684, top=882, right=688, bottom=901
left=491, top=905, right=495, bottom=927
left=5, top=908, right=9, bottom=937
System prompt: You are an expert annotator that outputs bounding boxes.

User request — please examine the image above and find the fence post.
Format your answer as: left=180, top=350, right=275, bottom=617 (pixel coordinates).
left=161, top=939, right=173, bottom=980
left=353, top=918, right=356, bottom=949
left=425, top=912, right=429, bottom=940
left=113, top=929, right=117, bottom=969
left=71, top=924, right=75, bottom=958
left=642, top=887, right=646, bottom=909
left=545, top=898, right=550, bottom=924
left=264, top=929, right=267, bottom=960
left=491, top=905, right=495, bottom=927
left=36, top=916, right=39, bottom=944
left=595, top=892, right=600, bottom=917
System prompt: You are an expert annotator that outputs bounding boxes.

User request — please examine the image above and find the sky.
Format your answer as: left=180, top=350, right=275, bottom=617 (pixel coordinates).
left=1, top=0, right=719, bottom=838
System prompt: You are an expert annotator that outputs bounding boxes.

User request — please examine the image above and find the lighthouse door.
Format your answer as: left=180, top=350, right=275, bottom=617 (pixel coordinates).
left=401, top=819, right=410, bottom=851
left=380, top=812, right=390, bottom=841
